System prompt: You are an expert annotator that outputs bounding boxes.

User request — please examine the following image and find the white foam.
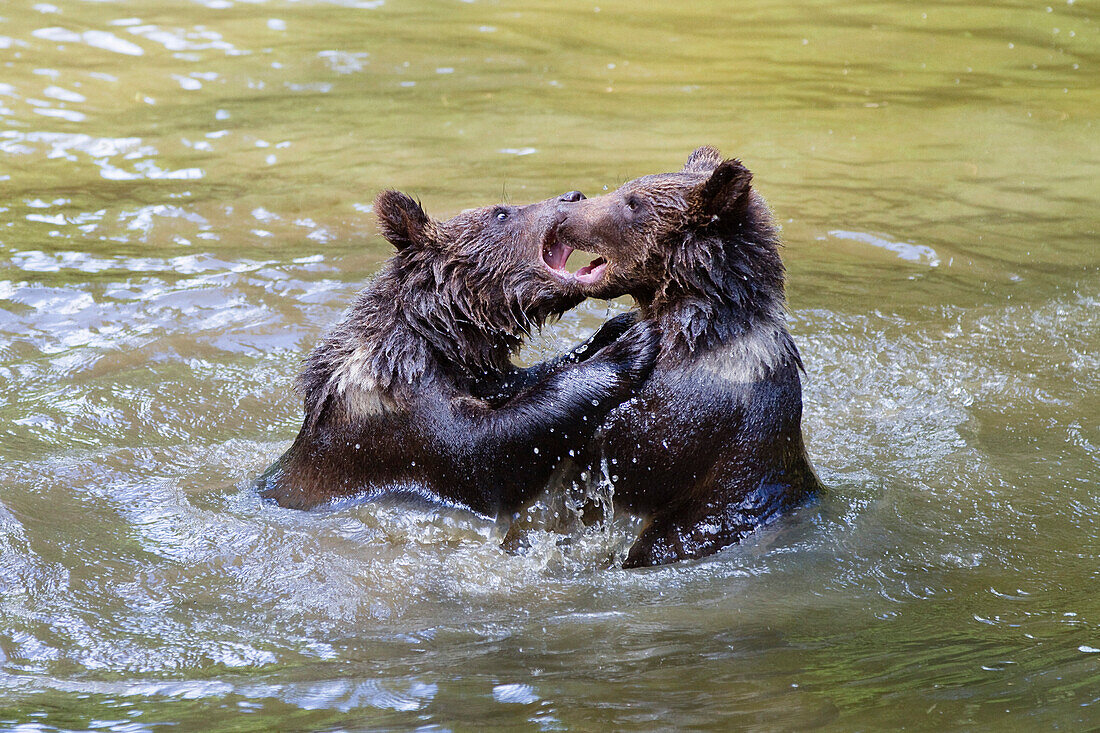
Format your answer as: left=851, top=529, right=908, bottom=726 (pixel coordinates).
left=828, top=229, right=941, bottom=265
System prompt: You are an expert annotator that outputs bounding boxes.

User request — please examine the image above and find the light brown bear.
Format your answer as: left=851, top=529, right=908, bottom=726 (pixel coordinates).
left=551, top=147, right=823, bottom=567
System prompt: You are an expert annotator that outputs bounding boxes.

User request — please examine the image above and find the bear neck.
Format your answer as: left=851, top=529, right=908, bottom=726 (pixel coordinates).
left=297, top=256, right=521, bottom=423
left=392, top=250, right=523, bottom=381
left=639, top=206, right=799, bottom=366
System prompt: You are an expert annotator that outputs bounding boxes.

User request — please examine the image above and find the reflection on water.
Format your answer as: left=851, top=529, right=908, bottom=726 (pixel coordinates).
left=1, top=0, right=1098, bottom=729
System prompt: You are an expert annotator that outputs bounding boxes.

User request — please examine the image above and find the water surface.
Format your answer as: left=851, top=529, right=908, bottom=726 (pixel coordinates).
left=1, top=0, right=1098, bottom=729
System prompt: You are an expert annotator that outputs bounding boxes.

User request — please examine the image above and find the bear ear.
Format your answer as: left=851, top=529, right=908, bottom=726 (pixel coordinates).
left=682, top=146, right=724, bottom=174
left=693, top=158, right=753, bottom=223
left=375, top=190, right=433, bottom=250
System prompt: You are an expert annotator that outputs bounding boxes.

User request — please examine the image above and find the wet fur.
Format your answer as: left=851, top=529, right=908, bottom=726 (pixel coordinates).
left=555, top=147, right=822, bottom=567
left=257, top=191, right=658, bottom=517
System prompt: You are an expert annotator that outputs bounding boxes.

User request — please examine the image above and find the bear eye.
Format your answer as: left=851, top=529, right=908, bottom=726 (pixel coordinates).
left=493, top=208, right=509, bottom=222
left=626, top=196, right=639, bottom=212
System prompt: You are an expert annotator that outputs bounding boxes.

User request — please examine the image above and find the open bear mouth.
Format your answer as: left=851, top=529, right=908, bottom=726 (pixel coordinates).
left=541, top=226, right=608, bottom=285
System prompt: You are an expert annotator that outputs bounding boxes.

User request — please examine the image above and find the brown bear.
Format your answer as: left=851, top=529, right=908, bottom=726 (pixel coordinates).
left=550, top=146, right=823, bottom=567
left=256, top=189, right=658, bottom=518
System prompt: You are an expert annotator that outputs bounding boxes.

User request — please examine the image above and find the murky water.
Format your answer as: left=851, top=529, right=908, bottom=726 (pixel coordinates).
left=1, top=0, right=1098, bottom=729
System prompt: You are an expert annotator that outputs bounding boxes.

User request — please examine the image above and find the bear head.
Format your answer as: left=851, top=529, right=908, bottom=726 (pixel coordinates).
left=553, top=146, right=783, bottom=312
left=372, top=188, right=609, bottom=369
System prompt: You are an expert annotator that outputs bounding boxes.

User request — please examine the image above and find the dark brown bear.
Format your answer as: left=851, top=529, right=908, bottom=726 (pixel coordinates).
left=256, top=190, right=658, bottom=517
left=552, top=147, right=823, bottom=568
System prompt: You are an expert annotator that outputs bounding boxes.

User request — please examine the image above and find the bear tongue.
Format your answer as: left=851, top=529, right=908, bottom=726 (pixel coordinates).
left=543, top=239, right=574, bottom=271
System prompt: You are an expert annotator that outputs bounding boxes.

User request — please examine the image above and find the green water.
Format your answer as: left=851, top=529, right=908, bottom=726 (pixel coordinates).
left=1, top=0, right=1098, bottom=730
